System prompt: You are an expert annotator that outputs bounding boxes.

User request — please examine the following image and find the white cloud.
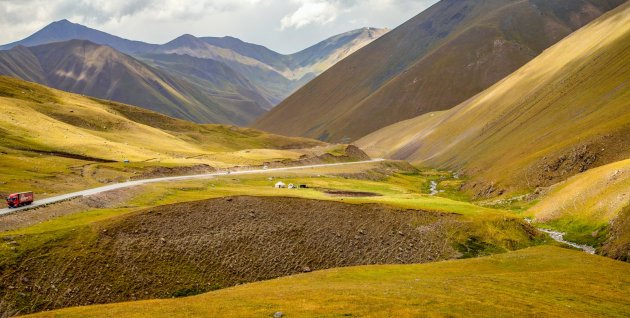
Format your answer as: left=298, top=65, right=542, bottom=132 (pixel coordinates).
left=280, top=0, right=340, bottom=30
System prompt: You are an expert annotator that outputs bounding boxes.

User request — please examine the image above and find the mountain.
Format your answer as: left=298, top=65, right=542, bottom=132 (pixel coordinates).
left=1, top=22, right=387, bottom=109
left=0, top=40, right=270, bottom=125
left=0, top=22, right=387, bottom=124
left=0, top=19, right=157, bottom=53
left=149, top=28, right=389, bottom=105
left=253, top=0, right=626, bottom=141
left=357, top=2, right=630, bottom=197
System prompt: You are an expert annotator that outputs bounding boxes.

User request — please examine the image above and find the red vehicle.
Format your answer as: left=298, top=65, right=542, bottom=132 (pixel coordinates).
left=6, top=192, right=34, bottom=208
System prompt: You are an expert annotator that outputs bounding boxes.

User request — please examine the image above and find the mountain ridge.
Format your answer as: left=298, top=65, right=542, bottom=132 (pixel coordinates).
left=0, top=21, right=388, bottom=122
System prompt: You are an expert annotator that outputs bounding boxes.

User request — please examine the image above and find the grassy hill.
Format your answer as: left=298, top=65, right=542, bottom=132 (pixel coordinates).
left=253, top=0, right=625, bottom=141
left=357, top=2, right=630, bottom=197
left=22, top=246, right=630, bottom=318
left=0, top=76, right=324, bottom=196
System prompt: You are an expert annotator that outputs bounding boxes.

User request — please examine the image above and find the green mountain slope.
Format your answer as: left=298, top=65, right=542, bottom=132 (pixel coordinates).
left=357, top=3, right=630, bottom=197
left=254, top=0, right=626, bottom=141
left=0, top=40, right=270, bottom=125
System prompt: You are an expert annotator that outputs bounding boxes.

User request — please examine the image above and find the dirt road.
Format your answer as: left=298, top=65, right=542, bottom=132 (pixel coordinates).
left=0, top=159, right=383, bottom=216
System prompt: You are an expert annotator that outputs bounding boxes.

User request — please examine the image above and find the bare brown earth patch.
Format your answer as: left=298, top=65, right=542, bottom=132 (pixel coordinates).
left=0, top=196, right=538, bottom=316
left=323, top=190, right=382, bottom=197
left=130, top=164, right=216, bottom=180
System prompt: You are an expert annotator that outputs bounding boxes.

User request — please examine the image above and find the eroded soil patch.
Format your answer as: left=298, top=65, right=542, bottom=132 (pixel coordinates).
left=323, top=190, right=382, bottom=197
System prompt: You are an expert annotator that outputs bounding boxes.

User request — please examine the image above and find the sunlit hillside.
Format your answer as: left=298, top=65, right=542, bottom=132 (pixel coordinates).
left=358, top=3, right=630, bottom=196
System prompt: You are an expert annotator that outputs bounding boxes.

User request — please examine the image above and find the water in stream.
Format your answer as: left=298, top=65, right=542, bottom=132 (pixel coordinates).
left=537, top=228, right=596, bottom=254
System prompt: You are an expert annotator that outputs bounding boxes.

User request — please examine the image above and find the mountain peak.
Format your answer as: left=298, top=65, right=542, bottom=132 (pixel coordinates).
left=53, top=19, right=72, bottom=24
left=46, top=19, right=81, bottom=30
left=164, top=34, right=206, bottom=49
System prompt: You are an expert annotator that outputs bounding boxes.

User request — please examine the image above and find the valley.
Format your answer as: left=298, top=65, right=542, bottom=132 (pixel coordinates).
left=0, top=0, right=628, bottom=317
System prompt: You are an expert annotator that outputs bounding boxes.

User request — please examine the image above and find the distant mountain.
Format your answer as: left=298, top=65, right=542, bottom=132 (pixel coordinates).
left=253, top=0, right=626, bottom=141
left=0, top=21, right=387, bottom=122
left=150, top=28, right=389, bottom=105
left=0, top=19, right=157, bottom=53
left=357, top=3, right=630, bottom=197
left=0, top=40, right=269, bottom=125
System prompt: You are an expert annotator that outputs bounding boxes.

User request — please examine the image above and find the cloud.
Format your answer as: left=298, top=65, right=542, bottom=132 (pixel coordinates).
left=280, top=0, right=340, bottom=30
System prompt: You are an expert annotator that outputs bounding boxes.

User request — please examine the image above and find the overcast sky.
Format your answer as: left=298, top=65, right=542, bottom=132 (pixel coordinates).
left=0, top=0, right=438, bottom=54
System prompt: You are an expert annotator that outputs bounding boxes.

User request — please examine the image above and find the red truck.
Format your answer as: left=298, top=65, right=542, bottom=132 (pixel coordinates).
left=6, top=192, right=34, bottom=208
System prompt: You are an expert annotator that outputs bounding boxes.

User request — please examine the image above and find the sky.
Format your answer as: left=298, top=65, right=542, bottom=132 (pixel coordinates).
left=0, top=0, right=438, bottom=54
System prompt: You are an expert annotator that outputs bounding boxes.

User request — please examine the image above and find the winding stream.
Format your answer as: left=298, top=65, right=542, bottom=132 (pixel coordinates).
left=537, top=228, right=596, bottom=254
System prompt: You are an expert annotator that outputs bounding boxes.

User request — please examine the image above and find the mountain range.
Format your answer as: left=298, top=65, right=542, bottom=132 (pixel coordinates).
left=254, top=0, right=626, bottom=141
left=0, top=20, right=387, bottom=125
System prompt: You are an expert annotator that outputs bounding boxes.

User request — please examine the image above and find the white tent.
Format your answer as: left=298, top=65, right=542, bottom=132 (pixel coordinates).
left=275, top=181, right=286, bottom=188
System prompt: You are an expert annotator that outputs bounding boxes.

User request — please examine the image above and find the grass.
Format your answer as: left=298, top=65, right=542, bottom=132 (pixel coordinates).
left=24, top=246, right=630, bottom=318
left=526, top=159, right=630, bottom=245
left=0, top=165, right=546, bottom=316
left=119, top=171, right=506, bottom=217
left=1, top=167, right=506, bottom=238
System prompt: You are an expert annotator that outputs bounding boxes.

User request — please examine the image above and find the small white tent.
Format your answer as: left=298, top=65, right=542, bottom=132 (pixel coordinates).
left=275, top=181, right=286, bottom=188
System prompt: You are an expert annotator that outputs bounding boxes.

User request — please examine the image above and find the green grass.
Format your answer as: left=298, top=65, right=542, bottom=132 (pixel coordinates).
left=1, top=169, right=505, bottom=237
left=25, top=246, right=630, bottom=318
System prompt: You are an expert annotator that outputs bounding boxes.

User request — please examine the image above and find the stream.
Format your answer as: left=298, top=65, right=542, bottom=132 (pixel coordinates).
left=429, top=181, right=439, bottom=196
left=537, top=228, right=596, bottom=254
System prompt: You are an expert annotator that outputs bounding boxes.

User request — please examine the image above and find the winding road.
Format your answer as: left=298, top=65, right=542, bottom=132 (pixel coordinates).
left=0, top=159, right=384, bottom=217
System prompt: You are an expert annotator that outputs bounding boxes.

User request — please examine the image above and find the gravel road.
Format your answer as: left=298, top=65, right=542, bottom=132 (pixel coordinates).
left=0, top=159, right=384, bottom=216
